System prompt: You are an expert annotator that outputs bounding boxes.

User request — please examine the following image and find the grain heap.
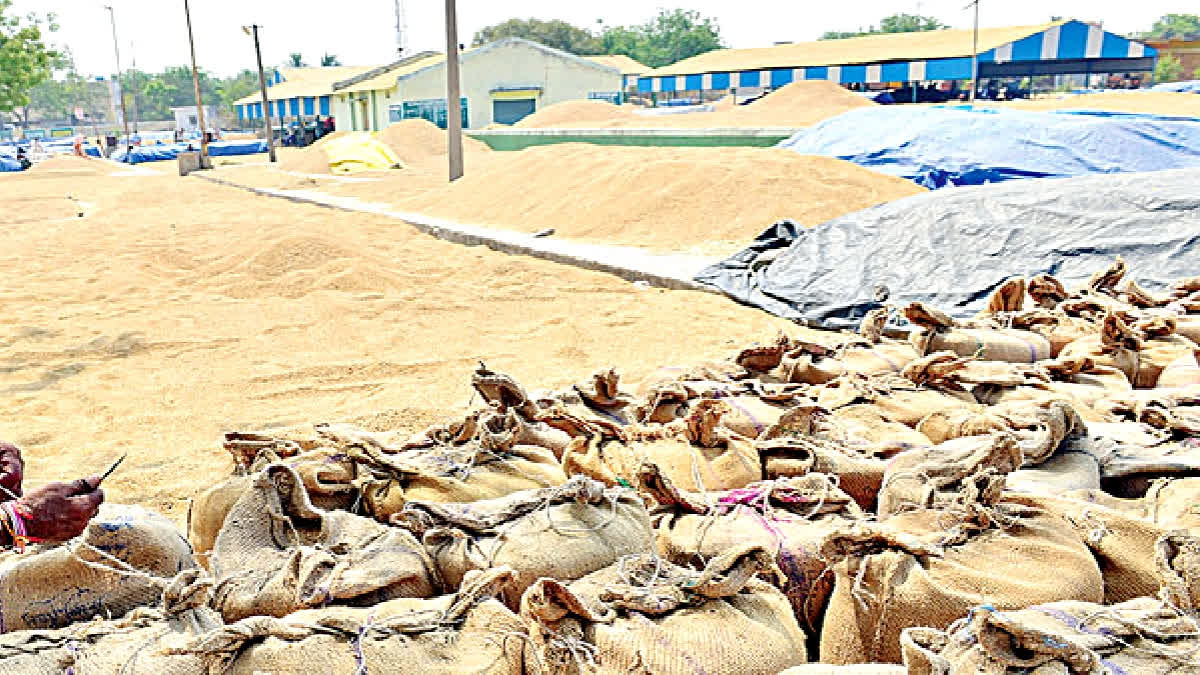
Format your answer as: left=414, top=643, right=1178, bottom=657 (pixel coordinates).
left=514, top=80, right=874, bottom=129
left=3, top=258, right=1200, bottom=672
left=397, top=145, right=925, bottom=254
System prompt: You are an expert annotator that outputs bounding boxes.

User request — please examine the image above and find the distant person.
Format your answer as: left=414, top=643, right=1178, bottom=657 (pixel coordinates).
left=324, top=116, right=335, bottom=134
left=72, top=136, right=85, bottom=157
left=15, top=147, right=30, bottom=170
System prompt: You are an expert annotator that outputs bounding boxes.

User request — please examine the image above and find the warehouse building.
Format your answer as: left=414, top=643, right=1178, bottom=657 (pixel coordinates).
left=638, top=20, right=1157, bottom=97
left=584, top=54, right=648, bottom=100
left=233, top=65, right=375, bottom=125
left=330, top=38, right=623, bottom=130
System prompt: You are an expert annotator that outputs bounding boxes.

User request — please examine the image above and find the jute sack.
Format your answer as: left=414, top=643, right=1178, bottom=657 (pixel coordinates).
left=1177, top=317, right=1200, bottom=345
left=1157, top=531, right=1200, bottom=612
left=1146, top=478, right=1200, bottom=532
left=210, top=464, right=437, bottom=622
left=188, top=445, right=357, bottom=568
left=642, top=466, right=864, bottom=634
left=900, top=597, right=1200, bottom=674
left=819, top=504, right=1103, bottom=664
left=1005, top=450, right=1102, bottom=494
left=815, top=373, right=977, bottom=429
left=0, top=503, right=195, bottom=633
left=520, top=545, right=809, bottom=675
left=393, top=476, right=653, bottom=610
left=325, top=411, right=568, bottom=520
left=188, top=568, right=524, bottom=675
left=917, top=399, right=1080, bottom=466
left=824, top=404, right=935, bottom=451
left=779, top=667, right=904, bottom=674
left=1136, top=333, right=1200, bottom=388
left=1158, top=352, right=1200, bottom=388
left=562, top=400, right=761, bottom=492
left=0, top=570, right=219, bottom=674
left=714, top=394, right=789, bottom=439
left=1009, top=492, right=1168, bottom=603
left=1057, top=312, right=1142, bottom=385
left=911, top=327, right=1052, bottom=363
left=759, top=436, right=888, bottom=513
left=774, top=341, right=920, bottom=385
left=877, top=433, right=1022, bottom=519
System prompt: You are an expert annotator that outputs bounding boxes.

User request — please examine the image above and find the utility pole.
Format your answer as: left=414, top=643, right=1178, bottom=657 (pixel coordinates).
left=966, top=0, right=980, bottom=103
left=130, top=47, right=140, bottom=133
left=103, top=5, right=129, bottom=140
left=394, top=0, right=408, bottom=57
left=444, top=0, right=463, bottom=181
left=245, top=25, right=276, bottom=162
left=183, top=0, right=209, bottom=163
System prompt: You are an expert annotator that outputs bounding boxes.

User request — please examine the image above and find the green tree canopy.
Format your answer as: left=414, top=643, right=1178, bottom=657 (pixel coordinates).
left=1144, top=14, right=1200, bottom=39
left=820, top=12, right=947, bottom=40
left=320, top=53, right=341, bottom=66
left=472, top=18, right=602, bottom=53
left=287, top=52, right=305, bottom=67
left=0, top=0, right=60, bottom=112
left=1155, top=53, right=1185, bottom=82
left=472, top=9, right=724, bottom=68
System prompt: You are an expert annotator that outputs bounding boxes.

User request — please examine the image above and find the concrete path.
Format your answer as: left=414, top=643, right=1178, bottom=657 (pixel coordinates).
left=193, top=173, right=721, bottom=292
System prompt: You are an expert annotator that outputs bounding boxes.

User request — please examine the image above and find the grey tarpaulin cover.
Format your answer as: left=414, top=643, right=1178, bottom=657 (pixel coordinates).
left=695, top=168, right=1200, bottom=329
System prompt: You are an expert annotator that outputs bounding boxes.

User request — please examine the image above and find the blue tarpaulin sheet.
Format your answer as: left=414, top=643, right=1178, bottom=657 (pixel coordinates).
left=1153, top=80, right=1200, bottom=93
left=695, top=168, right=1200, bottom=329
left=112, top=139, right=268, bottom=164
left=777, top=106, right=1200, bottom=188
left=0, top=156, right=22, bottom=172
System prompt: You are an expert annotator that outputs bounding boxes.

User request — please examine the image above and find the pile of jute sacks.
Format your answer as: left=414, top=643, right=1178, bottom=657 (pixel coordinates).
left=2, top=258, right=1200, bottom=673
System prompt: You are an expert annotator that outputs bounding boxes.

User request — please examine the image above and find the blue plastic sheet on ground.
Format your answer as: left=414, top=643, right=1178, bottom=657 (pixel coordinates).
left=1153, top=80, right=1200, bottom=93
left=112, top=139, right=267, bottom=164
left=0, top=156, right=22, bottom=172
left=777, top=106, right=1200, bottom=188
left=695, top=168, right=1200, bottom=330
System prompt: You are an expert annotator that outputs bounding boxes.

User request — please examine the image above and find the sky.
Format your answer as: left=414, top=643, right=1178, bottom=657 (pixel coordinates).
left=11, top=0, right=1195, bottom=78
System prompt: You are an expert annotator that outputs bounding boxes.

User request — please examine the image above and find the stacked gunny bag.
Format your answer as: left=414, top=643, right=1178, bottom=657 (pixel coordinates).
left=1, top=258, right=1199, bottom=673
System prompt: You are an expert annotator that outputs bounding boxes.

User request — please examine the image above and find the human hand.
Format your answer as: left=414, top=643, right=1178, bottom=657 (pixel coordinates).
left=14, top=476, right=104, bottom=543
left=0, top=442, right=23, bottom=498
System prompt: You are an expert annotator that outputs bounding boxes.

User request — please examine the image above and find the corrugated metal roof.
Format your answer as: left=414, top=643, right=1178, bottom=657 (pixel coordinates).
left=584, top=54, right=647, bottom=75
left=645, top=22, right=1063, bottom=77
left=233, top=65, right=378, bottom=105
left=336, top=53, right=447, bottom=93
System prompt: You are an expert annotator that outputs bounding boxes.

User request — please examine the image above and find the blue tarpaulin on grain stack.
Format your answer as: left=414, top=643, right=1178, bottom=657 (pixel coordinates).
left=777, top=106, right=1200, bottom=188
left=0, top=156, right=22, bottom=172
left=112, top=139, right=267, bottom=164
left=695, top=168, right=1200, bottom=329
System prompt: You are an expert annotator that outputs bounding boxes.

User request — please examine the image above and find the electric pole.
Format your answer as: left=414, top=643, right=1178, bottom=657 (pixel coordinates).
left=245, top=25, right=276, bottom=162
left=130, top=47, right=140, bottom=133
left=183, top=0, right=209, bottom=163
left=966, top=0, right=980, bottom=103
left=444, top=0, right=463, bottom=181
left=104, top=5, right=129, bottom=140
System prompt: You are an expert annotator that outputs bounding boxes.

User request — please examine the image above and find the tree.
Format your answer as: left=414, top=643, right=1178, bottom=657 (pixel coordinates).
left=0, top=0, right=60, bottom=113
left=820, top=12, right=946, bottom=40
left=287, top=52, right=305, bottom=67
left=627, top=9, right=723, bottom=67
left=1155, top=54, right=1185, bottom=83
left=472, top=18, right=601, bottom=53
left=320, top=53, right=340, bottom=66
left=1143, top=14, right=1200, bottom=39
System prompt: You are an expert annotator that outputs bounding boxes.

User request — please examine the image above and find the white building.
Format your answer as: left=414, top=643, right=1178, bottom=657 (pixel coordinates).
left=170, top=106, right=218, bottom=132
left=331, top=38, right=623, bottom=131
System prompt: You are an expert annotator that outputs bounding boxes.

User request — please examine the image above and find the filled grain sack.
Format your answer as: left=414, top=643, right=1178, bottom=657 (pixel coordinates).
left=1157, top=531, right=1200, bottom=611
left=910, top=326, right=1052, bottom=364
left=1146, top=478, right=1200, bottom=532
left=521, top=545, right=809, bottom=674
left=1009, top=491, right=1168, bottom=603
left=321, top=411, right=568, bottom=520
left=0, top=503, right=195, bottom=632
left=643, top=465, right=863, bottom=633
left=393, top=476, right=653, bottom=609
left=900, top=597, right=1200, bottom=674
left=209, top=464, right=437, bottom=622
left=759, top=435, right=888, bottom=512
left=772, top=341, right=921, bottom=385
left=1136, top=331, right=1200, bottom=388
left=185, top=567, right=524, bottom=675
left=815, top=373, right=977, bottom=428
left=819, top=503, right=1103, bottom=664
left=1158, top=350, right=1200, bottom=388
left=0, top=570, right=219, bottom=674
left=1057, top=311, right=1141, bottom=385
left=1005, top=450, right=1102, bottom=494
left=877, top=433, right=1022, bottom=518
left=189, top=445, right=357, bottom=567
left=916, top=398, right=1079, bottom=466
left=562, top=399, right=761, bottom=492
